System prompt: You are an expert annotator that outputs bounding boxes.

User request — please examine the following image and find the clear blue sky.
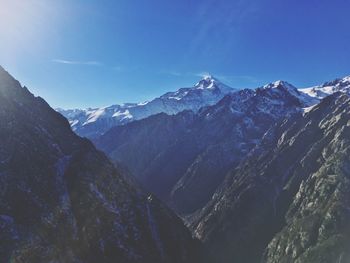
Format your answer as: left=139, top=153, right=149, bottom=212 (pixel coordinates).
left=0, top=0, right=349, bottom=109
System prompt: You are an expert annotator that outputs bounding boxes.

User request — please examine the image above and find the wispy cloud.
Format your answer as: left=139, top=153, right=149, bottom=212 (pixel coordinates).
left=193, top=72, right=259, bottom=84
left=194, top=72, right=212, bottom=78
left=160, top=70, right=259, bottom=86
left=52, top=59, right=103, bottom=66
left=160, top=70, right=212, bottom=78
left=214, top=74, right=259, bottom=84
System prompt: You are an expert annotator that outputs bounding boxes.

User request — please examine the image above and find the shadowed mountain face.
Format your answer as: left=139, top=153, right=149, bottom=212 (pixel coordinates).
left=0, top=67, right=201, bottom=263
left=95, top=81, right=314, bottom=215
left=190, top=93, right=350, bottom=263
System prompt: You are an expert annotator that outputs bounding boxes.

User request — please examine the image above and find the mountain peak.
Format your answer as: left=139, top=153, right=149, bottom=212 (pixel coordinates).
left=263, top=80, right=294, bottom=89
left=202, top=74, right=216, bottom=81
left=202, top=74, right=220, bottom=82
left=343, top=75, right=350, bottom=82
left=259, top=80, right=318, bottom=107
left=195, top=75, right=217, bottom=90
left=194, top=75, right=233, bottom=93
left=323, top=75, right=350, bottom=87
left=262, top=80, right=301, bottom=95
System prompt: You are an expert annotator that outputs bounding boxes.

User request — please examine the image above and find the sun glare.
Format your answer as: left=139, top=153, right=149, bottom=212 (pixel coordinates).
left=0, top=0, right=59, bottom=59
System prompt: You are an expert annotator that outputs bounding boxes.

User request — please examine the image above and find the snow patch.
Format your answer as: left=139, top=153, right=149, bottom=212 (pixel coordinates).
left=303, top=105, right=317, bottom=114
left=84, top=108, right=107, bottom=125
left=112, top=109, right=133, bottom=120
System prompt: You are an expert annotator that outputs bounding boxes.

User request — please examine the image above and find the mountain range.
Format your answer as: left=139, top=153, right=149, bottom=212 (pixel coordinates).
left=92, top=75, right=350, bottom=262
left=2, top=64, right=350, bottom=263
left=94, top=80, right=317, bottom=215
left=58, top=76, right=234, bottom=139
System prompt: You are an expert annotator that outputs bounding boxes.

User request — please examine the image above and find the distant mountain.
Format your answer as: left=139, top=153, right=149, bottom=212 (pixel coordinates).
left=95, top=80, right=315, bottom=216
left=0, top=66, right=202, bottom=263
left=190, top=92, right=350, bottom=263
left=58, top=76, right=234, bottom=138
left=299, top=75, right=350, bottom=99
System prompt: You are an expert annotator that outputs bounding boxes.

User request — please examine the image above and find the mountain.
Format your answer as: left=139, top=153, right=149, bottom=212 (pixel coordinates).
left=299, top=75, right=350, bottom=99
left=95, top=80, right=315, bottom=216
left=58, top=75, right=234, bottom=139
left=0, top=66, right=202, bottom=263
left=190, top=92, right=350, bottom=263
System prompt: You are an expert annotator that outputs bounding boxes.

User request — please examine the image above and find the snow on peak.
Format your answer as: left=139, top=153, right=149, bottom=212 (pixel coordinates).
left=194, top=75, right=233, bottom=93
left=58, top=76, right=234, bottom=138
left=262, top=80, right=300, bottom=97
left=202, top=74, right=214, bottom=80
left=342, top=76, right=350, bottom=82
left=263, top=80, right=295, bottom=90
left=299, top=75, right=350, bottom=99
left=261, top=80, right=318, bottom=107
left=195, top=75, right=217, bottom=90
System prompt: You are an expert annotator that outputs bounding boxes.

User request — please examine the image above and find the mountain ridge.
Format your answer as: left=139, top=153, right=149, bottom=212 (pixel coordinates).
left=58, top=75, right=235, bottom=138
left=60, top=74, right=350, bottom=141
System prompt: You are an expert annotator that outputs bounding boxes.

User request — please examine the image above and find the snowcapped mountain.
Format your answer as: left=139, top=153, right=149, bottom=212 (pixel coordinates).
left=95, top=79, right=316, bottom=216
left=263, top=80, right=319, bottom=107
left=58, top=75, right=235, bottom=138
left=299, top=75, right=350, bottom=99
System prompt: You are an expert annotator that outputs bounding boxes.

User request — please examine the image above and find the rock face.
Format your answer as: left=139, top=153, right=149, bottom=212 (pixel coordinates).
left=0, top=66, right=201, bottom=263
left=190, top=93, right=350, bottom=263
left=95, top=81, right=314, bottom=216
left=58, top=76, right=234, bottom=139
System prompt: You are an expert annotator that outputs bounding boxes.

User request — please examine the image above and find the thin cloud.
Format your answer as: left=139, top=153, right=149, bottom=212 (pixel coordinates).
left=160, top=70, right=212, bottom=78
left=215, top=74, right=259, bottom=83
left=193, top=72, right=257, bottom=83
left=195, top=72, right=212, bottom=78
left=160, top=70, right=257, bottom=84
left=52, top=59, right=103, bottom=66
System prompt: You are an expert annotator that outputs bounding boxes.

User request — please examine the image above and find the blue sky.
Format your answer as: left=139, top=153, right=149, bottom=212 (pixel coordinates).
left=0, top=0, right=349, bottom=109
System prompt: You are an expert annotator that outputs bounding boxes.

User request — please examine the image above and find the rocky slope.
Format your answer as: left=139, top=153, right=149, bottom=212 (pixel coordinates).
left=95, top=80, right=315, bottom=215
left=58, top=76, right=234, bottom=139
left=0, top=66, right=201, bottom=263
left=191, top=93, right=350, bottom=263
